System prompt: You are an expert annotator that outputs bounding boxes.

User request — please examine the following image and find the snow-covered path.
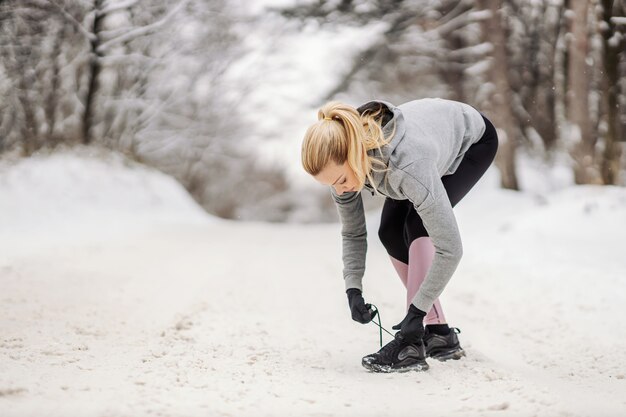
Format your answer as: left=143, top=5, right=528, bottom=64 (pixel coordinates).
left=1, top=153, right=625, bottom=416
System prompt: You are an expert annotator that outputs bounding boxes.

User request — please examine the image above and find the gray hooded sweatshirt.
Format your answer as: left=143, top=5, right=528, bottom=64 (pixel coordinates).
left=331, top=98, right=486, bottom=313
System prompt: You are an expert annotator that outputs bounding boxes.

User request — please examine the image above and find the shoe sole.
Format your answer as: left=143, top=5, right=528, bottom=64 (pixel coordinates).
left=361, top=359, right=429, bottom=373
left=428, top=348, right=466, bottom=361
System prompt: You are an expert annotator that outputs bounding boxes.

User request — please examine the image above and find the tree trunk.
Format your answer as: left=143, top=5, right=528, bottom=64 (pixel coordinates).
left=566, top=0, right=600, bottom=184
left=527, top=1, right=559, bottom=151
left=600, top=0, right=624, bottom=185
left=480, top=0, right=519, bottom=190
left=83, top=0, right=104, bottom=145
left=17, top=68, right=37, bottom=156
left=440, top=33, right=466, bottom=102
left=45, top=21, right=63, bottom=147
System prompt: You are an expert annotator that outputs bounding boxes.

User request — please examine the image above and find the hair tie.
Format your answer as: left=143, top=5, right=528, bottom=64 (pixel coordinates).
left=324, top=116, right=332, bottom=121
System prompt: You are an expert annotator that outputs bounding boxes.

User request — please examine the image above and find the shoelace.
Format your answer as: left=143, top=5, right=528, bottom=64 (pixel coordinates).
left=369, top=304, right=395, bottom=348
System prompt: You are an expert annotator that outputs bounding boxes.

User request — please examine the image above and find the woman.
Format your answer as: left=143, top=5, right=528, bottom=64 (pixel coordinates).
left=301, top=98, right=498, bottom=373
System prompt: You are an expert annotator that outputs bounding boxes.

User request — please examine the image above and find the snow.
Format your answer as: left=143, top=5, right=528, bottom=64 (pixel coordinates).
left=610, top=16, right=626, bottom=25
left=464, top=59, right=491, bottom=77
left=608, top=31, right=623, bottom=48
left=1, top=150, right=626, bottom=416
left=235, top=0, right=299, bottom=15
left=0, top=148, right=211, bottom=256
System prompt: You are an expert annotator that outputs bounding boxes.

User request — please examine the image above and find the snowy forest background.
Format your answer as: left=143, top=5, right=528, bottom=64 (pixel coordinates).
left=1, top=0, right=625, bottom=222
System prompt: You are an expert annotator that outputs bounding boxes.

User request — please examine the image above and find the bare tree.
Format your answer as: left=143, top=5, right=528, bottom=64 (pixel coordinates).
left=477, top=0, right=518, bottom=189
left=599, top=0, right=625, bottom=184
left=565, top=0, right=600, bottom=183
left=507, top=0, right=562, bottom=152
left=0, top=3, right=54, bottom=154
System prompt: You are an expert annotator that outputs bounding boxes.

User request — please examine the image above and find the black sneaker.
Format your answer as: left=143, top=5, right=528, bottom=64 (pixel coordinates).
left=361, top=333, right=429, bottom=373
left=423, top=327, right=465, bottom=361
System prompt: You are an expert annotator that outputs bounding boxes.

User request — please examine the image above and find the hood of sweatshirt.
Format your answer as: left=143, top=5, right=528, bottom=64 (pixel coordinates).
left=357, top=99, right=406, bottom=195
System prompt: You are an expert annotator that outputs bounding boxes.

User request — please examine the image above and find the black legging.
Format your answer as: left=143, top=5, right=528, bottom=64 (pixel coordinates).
left=378, top=114, right=499, bottom=264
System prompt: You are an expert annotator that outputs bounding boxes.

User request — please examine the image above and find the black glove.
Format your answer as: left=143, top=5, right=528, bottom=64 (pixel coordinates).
left=346, top=288, right=378, bottom=324
left=394, top=304, right=426, bottom=342
left=391, top=317, right=407, bottom=331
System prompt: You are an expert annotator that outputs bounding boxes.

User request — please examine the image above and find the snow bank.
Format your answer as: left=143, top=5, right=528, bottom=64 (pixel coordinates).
left=0, top=148, right=212, bottom=256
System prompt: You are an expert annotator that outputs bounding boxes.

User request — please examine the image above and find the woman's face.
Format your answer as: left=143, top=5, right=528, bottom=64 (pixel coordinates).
left=314, top=161, right=361, bottom=195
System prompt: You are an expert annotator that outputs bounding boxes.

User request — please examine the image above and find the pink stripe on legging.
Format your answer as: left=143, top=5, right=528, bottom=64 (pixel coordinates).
left=389, top=236, right=446, bottom=325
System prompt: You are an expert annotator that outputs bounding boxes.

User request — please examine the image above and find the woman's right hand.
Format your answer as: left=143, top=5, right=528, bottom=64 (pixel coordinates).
left=346, top=288, right=377, bottom=324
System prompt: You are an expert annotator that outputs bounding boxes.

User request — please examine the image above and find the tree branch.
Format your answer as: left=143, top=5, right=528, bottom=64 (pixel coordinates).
left=97, top=52, right=156, bottom=66
left=437, top=0, right=474, bottom=27
left=48, top=0, right=97, bottom=42
left=96, top=0, right=189, bottom=54
left=97, top=0, right=139, bottom=18
left=429, top=9, right=492, bottom=38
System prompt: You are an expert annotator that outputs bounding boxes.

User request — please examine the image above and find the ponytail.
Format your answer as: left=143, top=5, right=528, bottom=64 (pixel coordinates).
left=301, top=101, right=396, bottom=195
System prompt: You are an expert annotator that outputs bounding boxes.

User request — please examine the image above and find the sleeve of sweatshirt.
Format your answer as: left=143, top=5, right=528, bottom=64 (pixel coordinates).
left=398, top=160, right=463, bottom=312
left=330, top=187, right=368, bottom=292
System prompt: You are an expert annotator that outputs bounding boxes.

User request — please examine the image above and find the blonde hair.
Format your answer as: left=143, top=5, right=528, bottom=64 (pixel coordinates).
left=301, top=101, right=396, bottom=195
